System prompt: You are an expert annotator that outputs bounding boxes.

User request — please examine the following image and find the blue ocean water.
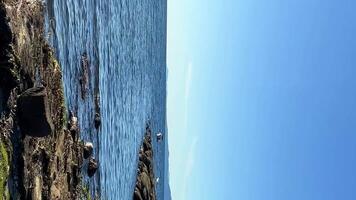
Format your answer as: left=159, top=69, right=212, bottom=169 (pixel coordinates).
left=45, top=0, right=167, bottom=199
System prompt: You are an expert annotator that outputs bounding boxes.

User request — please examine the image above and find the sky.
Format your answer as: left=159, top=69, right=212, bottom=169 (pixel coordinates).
left=167, top=0, right=356, bottom=200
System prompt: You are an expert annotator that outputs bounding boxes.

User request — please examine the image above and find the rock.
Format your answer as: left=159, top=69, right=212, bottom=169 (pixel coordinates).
left=140, top=172, right=152, bottom=190
left=145, top=150, right=152, bottom=159
left=83, top=142, right=93, bottom=159
left=33, top=176, right=42, bottom=200
left=68, top=111, right=79, bottom=140
left=50, top=185, right=61, bottom=199
left=69, top=123, right=78, bottom=135
left=133, top=126, right=156, bottom=200
left=0, top=4, right=18, bottom=94
left=0, top=1, right=86, bottom=199
left=141, top=154, right=152, bottom=169
left=17, top=86, right=54, bottom=137
left=143, top=139, right=151, bottom=152
left=87, top=157, right=98, bottom=177
left=79, top=53, right=89, bottom=99
left=94, top=112, right=101, bottom=129
left=134, top=188, right=143, bottom=200
left=142, top=187, right=148, bottom=200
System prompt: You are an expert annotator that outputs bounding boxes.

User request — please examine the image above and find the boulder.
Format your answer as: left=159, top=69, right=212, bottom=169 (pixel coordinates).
left=69, top=112, right=78, bottom=132
left=94, top=112, right=101, bottom=129
left=87, top=157, right=98, bottom=177
left=83, top=142, right=93, bottom=159
left=68, top=111, right=79, bottom=140
left=17, top=86, right=53, bottom=137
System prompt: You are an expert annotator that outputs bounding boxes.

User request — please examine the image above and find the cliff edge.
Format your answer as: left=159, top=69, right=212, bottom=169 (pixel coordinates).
left=0, top=0, right=85, bottom=199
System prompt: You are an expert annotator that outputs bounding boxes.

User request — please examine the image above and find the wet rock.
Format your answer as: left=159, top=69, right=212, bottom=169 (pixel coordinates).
left=79, top=53, right=89, bottom=99
left=134, top=188, right=143, bottom=200
left=143, top=139, right=151, bottom=152
left=94, top=112, right=101, bottom=129
left=83, top=142, right=93, bottom=159
left=87, top=157, right=98, bottom=177
left=17, top=86, right=54, bottom=137
left=68, top=111, right=79, bottom=140
left=141, top=154, right=152, bottom=169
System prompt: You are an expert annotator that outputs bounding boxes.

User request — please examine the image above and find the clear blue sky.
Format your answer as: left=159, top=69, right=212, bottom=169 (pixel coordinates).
left=167, top=0, right=356, bottom=199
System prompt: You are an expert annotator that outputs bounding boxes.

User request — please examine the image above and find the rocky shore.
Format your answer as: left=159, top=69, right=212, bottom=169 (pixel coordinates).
left=133, top=127, right=157, bottom=200
left=0, top=0, right=90, bottom=199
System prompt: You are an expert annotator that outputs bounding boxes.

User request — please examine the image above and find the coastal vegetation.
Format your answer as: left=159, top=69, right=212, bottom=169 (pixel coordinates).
left=0, top=140, right=9, bottom=200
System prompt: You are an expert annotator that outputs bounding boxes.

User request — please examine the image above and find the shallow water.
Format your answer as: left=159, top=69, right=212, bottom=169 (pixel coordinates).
left=45, top=0, right=167, bottom=199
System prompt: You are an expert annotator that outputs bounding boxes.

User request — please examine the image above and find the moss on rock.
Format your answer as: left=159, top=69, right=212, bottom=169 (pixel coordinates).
left=0, top=140, right=9, bottom=199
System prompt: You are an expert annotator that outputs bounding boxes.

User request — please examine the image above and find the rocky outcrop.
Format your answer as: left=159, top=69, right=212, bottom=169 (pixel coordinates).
left=133, top=127, right=156, bottom=200
left=79, top=53, right=89, bottom=99
left=0, top=1, right=85, bottom=199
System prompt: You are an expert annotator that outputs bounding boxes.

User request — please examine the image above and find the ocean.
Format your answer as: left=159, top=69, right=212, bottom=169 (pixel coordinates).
left=45, top=0, right=167, bottom=199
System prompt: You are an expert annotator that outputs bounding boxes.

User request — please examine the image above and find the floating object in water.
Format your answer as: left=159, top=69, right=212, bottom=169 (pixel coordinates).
left=156, top=132, right=163, bottom=142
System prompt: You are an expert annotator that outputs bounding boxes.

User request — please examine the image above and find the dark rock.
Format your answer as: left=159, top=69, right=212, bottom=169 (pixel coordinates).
left=83, top=142, right=93, bottom=159
left=0, top=4, right=18, bottom=98
left=145, top=150, right=152, bottom=159
left=68, top=111, right=79, bottom=140
left=134, top=188, right=143, bottom=200
left=133, top=126, right=156, bottom=200
left=17, top=86, right=54, bottom=137
left=79, top=53, right=89, bottom=99
left=143, top=139, right=151, bottom=152
left=94, top=112, right=101, bottom=129
left=87, top=157, right=98, bottom=177
left=142, top=153, right=152, bottom=168
left=69, top=124, right=78, bottom=137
